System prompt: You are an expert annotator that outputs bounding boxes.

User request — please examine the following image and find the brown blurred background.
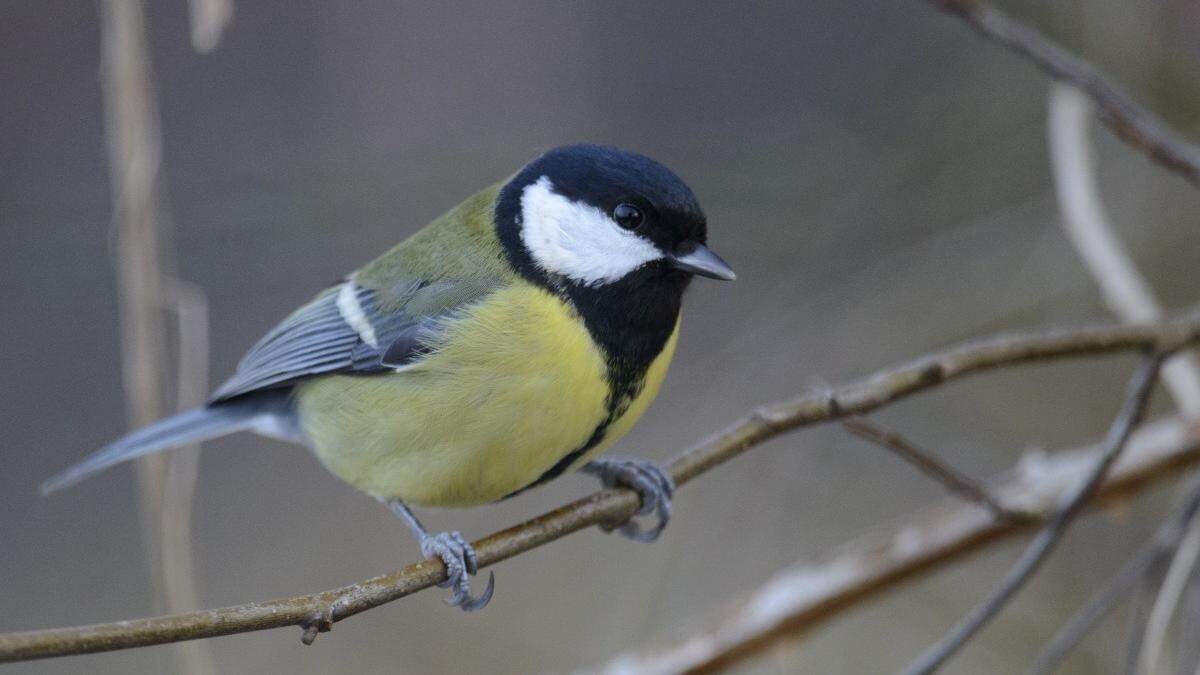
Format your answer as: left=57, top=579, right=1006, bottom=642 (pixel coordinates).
left=4, top=1, right=1200, bottom=673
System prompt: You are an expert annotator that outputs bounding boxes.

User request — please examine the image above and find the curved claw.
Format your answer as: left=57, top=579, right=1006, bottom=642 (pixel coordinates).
left=420, top=531, right=493, bottom=611
left=458, top=572, right=495, bottom=611
left=583, top=457, right=675, bottom=543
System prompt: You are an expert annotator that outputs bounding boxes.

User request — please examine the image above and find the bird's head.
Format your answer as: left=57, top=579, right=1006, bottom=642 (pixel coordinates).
left=496, top=144, right=735, bottom=289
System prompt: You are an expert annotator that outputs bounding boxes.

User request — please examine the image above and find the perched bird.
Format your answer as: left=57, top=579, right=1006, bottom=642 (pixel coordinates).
left=42, top=144, right=735, bottom=610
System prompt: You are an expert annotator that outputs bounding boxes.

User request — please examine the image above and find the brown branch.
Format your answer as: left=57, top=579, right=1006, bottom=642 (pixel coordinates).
left=903, top=354, right=1165, bottom=674
left=3, top=316, right=1200, bottom=663
left=842, top=417, right=1017, bottom=521
left=588, top=416, right=1200, bottom=675
left=928, top=0, right=1200, bottom=185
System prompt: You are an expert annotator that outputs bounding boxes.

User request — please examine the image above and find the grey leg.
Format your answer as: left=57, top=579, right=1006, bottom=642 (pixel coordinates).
left=581, top=457, right=675, bottom=543
left=383, top=498, right=494, bottom=611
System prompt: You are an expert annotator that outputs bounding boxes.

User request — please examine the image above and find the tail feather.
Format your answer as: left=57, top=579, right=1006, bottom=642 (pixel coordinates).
left=41, top=405, right=261, bottom=496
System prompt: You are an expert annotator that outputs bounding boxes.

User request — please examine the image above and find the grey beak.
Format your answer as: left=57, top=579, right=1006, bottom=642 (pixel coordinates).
left=668, top=242, right=737, bottom=281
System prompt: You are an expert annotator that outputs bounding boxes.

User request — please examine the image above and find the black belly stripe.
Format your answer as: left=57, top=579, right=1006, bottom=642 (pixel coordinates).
left=502, top=423, right=610, bottom=499
left=501, top=378, right=641, bottom=500
left=491, top=261, right=685, bottom=502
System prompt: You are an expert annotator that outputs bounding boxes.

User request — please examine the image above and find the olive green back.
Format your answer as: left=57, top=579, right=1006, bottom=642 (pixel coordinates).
left=355, top=183, right=519, bottom=314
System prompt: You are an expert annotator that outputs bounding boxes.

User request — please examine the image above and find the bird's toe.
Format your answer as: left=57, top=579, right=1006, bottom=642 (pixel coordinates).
left=420, top=531, right=493, bottom=611
left=583, top=457, right=675, bottom=543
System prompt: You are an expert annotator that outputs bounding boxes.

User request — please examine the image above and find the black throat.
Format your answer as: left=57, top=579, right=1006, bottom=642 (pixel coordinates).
left=560, top=267, right=686, bottom=401
left=495, top=192, right=689, bottom=497
left=495, top=191, right=687, bottom=401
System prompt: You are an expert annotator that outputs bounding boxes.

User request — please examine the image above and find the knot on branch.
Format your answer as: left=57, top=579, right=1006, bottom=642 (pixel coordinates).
left=299, top=603, right=337, bottom=646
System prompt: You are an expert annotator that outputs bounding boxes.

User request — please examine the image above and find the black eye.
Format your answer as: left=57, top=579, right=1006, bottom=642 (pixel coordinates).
left=612, top=203, right=644, bottom=230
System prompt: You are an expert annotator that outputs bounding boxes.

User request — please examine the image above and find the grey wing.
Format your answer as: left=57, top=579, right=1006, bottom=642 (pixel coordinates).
left=208, top=280, right=462, bottom=403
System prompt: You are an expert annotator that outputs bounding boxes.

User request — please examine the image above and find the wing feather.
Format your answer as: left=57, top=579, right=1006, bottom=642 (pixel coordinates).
left=208, top=277, right=499, bottom=403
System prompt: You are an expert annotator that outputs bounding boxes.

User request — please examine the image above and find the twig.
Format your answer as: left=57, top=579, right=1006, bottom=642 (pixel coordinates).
left=1048, top=83, right=1200, bottom=415
left=928, top=0, right=1200, bottom=186
left=902, top=354, right=1165, bottom=675
left=187, top=0, right=233, bottom=54
left=842, top=417, right=1017, bottom=521
left=1048, top=80, right=1200, bottom=675
left=586, top=416, right=1200, bottom=675
left=1029, top=478, right=1200, bottom=675
left=3, top=318, right=1200, bottom=662
left=1123, top=567, right=1160, bottom=675
left=1136, top=491, right=1200, bottom=674
left=100, top=5, right=214, bottom=673
left=100, top=0, right=175, bottom=645
left=160, top=278, right=215, bottom=675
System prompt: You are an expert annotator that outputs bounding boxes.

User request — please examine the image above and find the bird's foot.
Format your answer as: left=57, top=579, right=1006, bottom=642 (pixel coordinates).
left=582, top=457, right=675, bottom=543
left=420, top=530, right=494, bottom=611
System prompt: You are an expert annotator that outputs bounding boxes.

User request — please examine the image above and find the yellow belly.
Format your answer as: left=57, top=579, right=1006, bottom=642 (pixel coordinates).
left=295, top=282, right=679, bottom=507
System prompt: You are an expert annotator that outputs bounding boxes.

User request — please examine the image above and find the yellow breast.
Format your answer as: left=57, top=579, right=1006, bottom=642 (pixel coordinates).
left=295, top=282, right=679, bottom=507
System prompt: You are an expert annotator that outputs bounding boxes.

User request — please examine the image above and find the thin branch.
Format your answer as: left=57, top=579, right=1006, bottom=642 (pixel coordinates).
left=1048, top=80, right=1200, bottom=675
left=1029, top=478, right=1200, bottom=675
left=160, top=278, right=215, bottom=675
left=101, top=0, right=170, bottom=589
left=3, top=318, right=1200, bottom=663
left=903, top=354, right=1165, bottom=675
left=587, top=416, right=1200, bottom=675
left=1123, top=565, right=1160, bottom=675
left=842, top=417, right=1017, bottom=521
left=928, top=0, right=1200, bottom=186
left=1048, top=82, right=1200, bottom=416
left=100, top=5, right=214, bottom=674
left=187, top=0, right=233, bottom=53
left=1137, top=490, right=1200, bottom=675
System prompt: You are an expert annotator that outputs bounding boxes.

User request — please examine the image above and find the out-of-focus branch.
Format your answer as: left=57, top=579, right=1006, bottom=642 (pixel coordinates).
left=1136, top=505, right=1200, bottom=675
left=2, top=317, right=1200, bottom=662
left=1028, top=479, right=1200, bottom=675
left=99, top=4, right=214, bottom=673
left=928, top=0, right=1200, bottom=186
left=903, top=355, right=1164, bottom=675
left=160, top=278, right=215, bottom=675
left=588, top=416, right=1200, bottom=675
left=101, top=0, right=168, bottom=565
left=187, top=0, right=233, bottom=53
left=1048, top=81, right=1200, bottom=675
left=842, top=417, right=1016, bottom=521
left=101, top=0, right=171, bottom=624
left=1048, top=83, right=1200, bottom=415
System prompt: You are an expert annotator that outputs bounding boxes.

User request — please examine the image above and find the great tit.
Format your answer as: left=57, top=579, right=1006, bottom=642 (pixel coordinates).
left=42, top=144, right=735, bottom=610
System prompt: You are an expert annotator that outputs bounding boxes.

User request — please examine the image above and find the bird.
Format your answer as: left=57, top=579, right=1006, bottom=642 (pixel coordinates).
left=42, top=144, right=735, bottom=611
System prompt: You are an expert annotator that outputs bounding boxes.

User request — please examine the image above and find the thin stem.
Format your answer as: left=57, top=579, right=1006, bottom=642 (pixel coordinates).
left=842, top=417, right=1017, bottom=521
left=1029, top=478, right=1200, bottom=674
left=928, top=0, right=1200, bottom=185
left=903, top=355, right=1165, bottom=675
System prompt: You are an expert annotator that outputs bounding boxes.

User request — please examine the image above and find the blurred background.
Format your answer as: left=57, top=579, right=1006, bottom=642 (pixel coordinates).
left=4, top=1, right=1200, bottom=672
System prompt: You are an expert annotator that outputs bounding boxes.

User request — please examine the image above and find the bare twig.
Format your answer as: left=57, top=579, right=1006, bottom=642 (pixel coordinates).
left=842, top=417, right=1017, bottom=521
left=101, top=0, right=169, bottom=586
left=1029, top=478, right=1200, bottom=675
left=1137, top=492, right=1200, bottom=674
left=1048, top=80, right=1200, bottom=675
left=587, top=416, right=1200, bottom=675
left=3, top=318, right=1200, bottom=663
left=100, top=5, right=213, bottom=673
left=160, top=278, right=215, bottom=675
left=1048, top=83, right=1200, bottom=415
left=187, top=0, right=233, bottom=53
left=928, top=0, right=1200, bottom=186
left=903, top=355, right=1165, bottom=675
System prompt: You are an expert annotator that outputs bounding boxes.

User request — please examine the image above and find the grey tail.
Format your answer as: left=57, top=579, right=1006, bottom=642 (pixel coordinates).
left=41, top=400, right=277, bottom=496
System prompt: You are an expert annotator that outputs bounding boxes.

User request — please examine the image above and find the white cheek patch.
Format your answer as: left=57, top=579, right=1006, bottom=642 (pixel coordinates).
left=519, top=176, right=663, bottom=286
